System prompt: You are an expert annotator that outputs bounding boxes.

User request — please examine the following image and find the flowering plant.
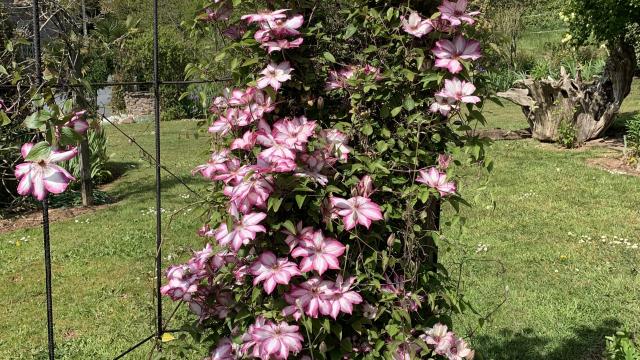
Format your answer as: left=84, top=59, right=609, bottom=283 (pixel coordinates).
left=166, top=0, right=489, bottom=359
left=13, top=98, right=90, bottom=201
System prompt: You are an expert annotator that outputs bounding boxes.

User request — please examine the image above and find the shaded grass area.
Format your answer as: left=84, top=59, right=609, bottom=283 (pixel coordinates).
left=0, top=121, right=211, bottom=359
left=443, top=87, right=640, bottom=359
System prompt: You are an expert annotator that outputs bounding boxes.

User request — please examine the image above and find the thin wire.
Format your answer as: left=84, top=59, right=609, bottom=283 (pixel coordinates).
left=0, top=79, right=229, bottom=89
left=112, top=334, right=155, bottom=360
left=152, top=0, right=163, bottom=349
left=32, top=0, right=55, bottom=359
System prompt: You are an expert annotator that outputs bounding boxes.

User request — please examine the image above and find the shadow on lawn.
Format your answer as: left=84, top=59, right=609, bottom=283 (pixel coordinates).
left=476, top=318, right=620, bottom=360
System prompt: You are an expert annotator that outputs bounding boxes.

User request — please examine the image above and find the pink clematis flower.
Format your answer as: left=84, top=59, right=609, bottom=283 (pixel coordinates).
left=193, top=150, right=231, bottom=179
left=65, top=110, right=90, bottom=135
left=295, top=152, right=331, bottom=185
left=15, top=143, right=78, bottom=201
left=416, top=167, right=457, bottom=197
left=261, top=38, right=304, bottom=53
left=215, top=206, right=267, bottom=251
left=447, top=337, right=473, bottom=360
left=421, top=324, right=455, bottom=356
left=438, top=0, right=480, bottom=26
left=319, top=129, right=352, bottom=161
left=208, top=338, right=236, bottom=360
left=250, top=251, right=300, bottom=294
left=432, top=36, right=481, bottom=74
left=256, top=119, right=297, bottom=172
left=430, top=94, right=457, bottom=116
left=161, top=264, right=200, bottom=301
left=330, top=196, right=384, bottom=230
left=438, top=154, right=452, bottom=170
left=282, top=277, right=334, bottom=319
left=231, top=130, right=258, bottom=151
left=325, top=276, right=363, bottom=319
left=257, top=62, right=293, bottom=91
left=401, top=12, right=433, bottom=37
left=437, top=78, right=481, bottom=104
left=241, top=9, right=288, bottom=24
left=291, top=230, right=346, bottom=275
left=255, top=15, right=304, bottom=42
left=242, top=319, right=304, bottom=360
left=224, top=171, right=274, bottom=214
left=209, top=108, right=253, bottom=135
left=273, top=116, right=317, bottom=151
left=282, top=221, right=315, bottom=251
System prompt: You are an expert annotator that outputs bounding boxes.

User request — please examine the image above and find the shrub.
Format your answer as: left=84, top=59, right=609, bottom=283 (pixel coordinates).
left=624, top=113, right=640, bottom=165
left=63, top=126, right=112, bottom=185
left=558, top=120, right=578, bottom=148
left=605, top=331, right=640, bottom=360
left=112, top=27, right=200, bottom=118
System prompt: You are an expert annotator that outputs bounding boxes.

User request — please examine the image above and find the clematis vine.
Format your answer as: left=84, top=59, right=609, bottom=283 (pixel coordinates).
left=161, top=2, right=481, bottom=358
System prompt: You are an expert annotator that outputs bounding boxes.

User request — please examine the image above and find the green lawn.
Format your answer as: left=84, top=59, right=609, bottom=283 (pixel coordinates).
left=0, top=121, right=212, bottom=359
left=0, top=84, right=639, bottom=359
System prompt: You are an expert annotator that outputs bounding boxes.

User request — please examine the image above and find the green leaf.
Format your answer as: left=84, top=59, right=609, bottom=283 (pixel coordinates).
left=24, top=141, right=51, bottom=161
left=362, top=123, right=373, bottom=136
left=323, top=52, right=336, bottom=63
left=344, top=25, right=357, bottom=39
left=0, top=111, right=10, bottom=126
left=390, top=106, right=403, bottom=117
left=23, top=110, right=50, bottom=130
left=0, top=65, right=7, bottom=76
left=282, top=220, right=297, bottom=235
left=295, top=194, right=306, bottom=209
left=403, top=96, right=416, bottom=111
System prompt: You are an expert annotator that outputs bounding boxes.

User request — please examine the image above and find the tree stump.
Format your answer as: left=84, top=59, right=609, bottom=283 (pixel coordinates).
left=498, top=41, right=636, bottom=144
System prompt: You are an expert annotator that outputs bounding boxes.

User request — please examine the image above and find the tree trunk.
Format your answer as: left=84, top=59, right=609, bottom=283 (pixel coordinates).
left=498, top=39, right=636, bottom=144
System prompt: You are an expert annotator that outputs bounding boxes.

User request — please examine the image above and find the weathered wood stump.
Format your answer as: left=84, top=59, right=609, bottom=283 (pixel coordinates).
left=498, top=42, right=636, bottom=144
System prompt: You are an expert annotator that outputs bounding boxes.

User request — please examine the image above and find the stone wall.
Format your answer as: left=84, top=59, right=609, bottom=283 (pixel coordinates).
left=124, top=92, right=154, bottom=117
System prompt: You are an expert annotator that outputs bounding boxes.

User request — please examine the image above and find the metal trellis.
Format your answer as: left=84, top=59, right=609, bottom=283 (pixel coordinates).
left=23, top=0, right=226, bottom=358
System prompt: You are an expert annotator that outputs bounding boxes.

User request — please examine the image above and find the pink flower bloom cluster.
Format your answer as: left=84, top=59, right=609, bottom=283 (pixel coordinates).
left=15, top=143, right=78, bottom=201
left=242, top=9, right=304, bottom=54
left=282, top=275, right=362, bottom=320
left=401, top=0, right=478, bottom=38
left=417, top=166, right=457, bottom=197
left=399, top=1, right=481, bottom=117
left=420, top=323, right=474, bottom=360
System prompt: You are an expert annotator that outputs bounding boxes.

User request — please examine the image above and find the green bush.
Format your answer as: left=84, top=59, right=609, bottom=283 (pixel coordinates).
left=63, top=126, right=112, bottom=185
left=558, top=120, right=578, bottom=148
left=112, top=26, right=200, bottom=119
left=605, top=331, right=640, bottom=360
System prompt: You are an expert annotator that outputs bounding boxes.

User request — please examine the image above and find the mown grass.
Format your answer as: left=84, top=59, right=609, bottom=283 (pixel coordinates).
left=442, top=81, right=640, bottom=360
left=0, top=84, right=638, bottom=359
left=0, top=121, right=212, bottom=359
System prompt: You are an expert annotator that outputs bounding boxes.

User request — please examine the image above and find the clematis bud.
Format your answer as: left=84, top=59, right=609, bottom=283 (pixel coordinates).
left=387, top=233, right=396, bottom=247
left=356, top=175, right=374, bottom=197
left=438, top=154, right=452, bottom=170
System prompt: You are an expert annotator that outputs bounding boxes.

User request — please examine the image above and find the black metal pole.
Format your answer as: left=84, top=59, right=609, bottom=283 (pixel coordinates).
left=32, top=0, right=55, bottom=359
left=152, top=0, right=163, bottom=347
